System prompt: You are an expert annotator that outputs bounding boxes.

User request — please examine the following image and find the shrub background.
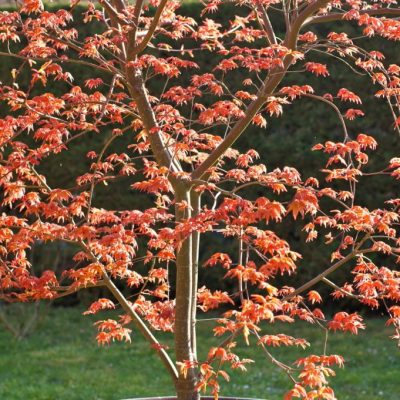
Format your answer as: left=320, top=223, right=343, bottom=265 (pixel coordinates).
left=0, top=2, right=398, bottom=308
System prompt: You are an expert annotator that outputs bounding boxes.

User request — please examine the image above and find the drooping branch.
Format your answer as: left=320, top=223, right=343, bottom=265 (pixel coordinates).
left=302, top=93, right=349, bottom=139
left=102, top=270, right=179, bottom=383
left=71, top=238, right=179, bottom=383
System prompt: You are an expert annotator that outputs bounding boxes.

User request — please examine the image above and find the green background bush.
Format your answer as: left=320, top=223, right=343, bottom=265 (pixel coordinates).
left=1, top=2, right=398, bottom=309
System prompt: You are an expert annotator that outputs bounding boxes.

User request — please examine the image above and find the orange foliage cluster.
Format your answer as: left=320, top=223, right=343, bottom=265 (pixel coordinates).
left=0, top=0, right=400, bottom=398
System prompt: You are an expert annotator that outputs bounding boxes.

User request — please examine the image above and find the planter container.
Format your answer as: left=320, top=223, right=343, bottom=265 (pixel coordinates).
left=124, top=397, right=265, bottom=400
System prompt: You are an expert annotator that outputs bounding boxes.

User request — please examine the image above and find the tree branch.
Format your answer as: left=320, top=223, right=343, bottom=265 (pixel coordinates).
left=52, top=281, right=106, bottom=299
left=100, top=0, right=128, bottom=26
left=128, top=0, right=168, bottom=58
left=302, top=93, right=349, bottom=139
left=128, top=0, right=145, bottom=47
left=43, top=34, right=123, bottom=77
left=285, top=0, right=331, bottom=49
left=256, top=4, right=278, bottom=45
left=189, top=191, right=201, bottom=361
left=76, top=240, right=179, bottom=383
left=191, top=88, right=269, bottom=181
left=0, top=51, right=114, bottom=75
left=304, top=8, right=400, bottom=26
left=100, top=0, right=128, bottom=60
left=0, top=307, right=19, bottom=337
left=174, top=188, right=197, bottom=388
left=191, top=0, right=331, bottom=181
left=321, top=277, right=360, bottom=300
left=125, top=68, right=182, bottom=174
left=102, top=270, right=179, bottom=383
left=284, top=247, right=374, bottom=300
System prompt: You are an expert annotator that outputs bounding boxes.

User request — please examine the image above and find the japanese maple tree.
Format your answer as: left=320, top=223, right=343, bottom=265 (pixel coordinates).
left=1, top=0, right=400, bottom=399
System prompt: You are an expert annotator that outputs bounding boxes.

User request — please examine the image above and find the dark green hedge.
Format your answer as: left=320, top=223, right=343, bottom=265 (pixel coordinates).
left=1, top=3, right=399, bottom=309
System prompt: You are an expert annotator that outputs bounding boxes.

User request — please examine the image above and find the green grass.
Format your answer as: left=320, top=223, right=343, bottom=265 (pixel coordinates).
left=0, top=307, right=399, bottom=399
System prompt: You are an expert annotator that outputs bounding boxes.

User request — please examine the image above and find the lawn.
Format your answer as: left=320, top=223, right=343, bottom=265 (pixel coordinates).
left=0, top=306, right=399, bottom=400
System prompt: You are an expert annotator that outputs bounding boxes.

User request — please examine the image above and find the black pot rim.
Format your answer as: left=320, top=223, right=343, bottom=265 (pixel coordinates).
left=123, top=397, right=265, bottom=400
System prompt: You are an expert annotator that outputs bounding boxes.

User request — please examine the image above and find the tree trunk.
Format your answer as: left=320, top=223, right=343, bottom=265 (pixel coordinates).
left=174, top=188, right=200, bottom=400
left=125, top=68, right=199, bottom=398
left=190, top=191, right=201, bottom=361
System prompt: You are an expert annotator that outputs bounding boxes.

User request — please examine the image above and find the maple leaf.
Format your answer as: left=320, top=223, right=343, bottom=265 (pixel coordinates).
left=252, top=113, right=267, bottom=128
left=288, top=188, right=319, bottom=219
left=204, top=253, right=232, bottom=269
left=265, top=96, right=290, bottom=117
left=328, top=312, right=366, bottom=334
left=307, top=290, right=322, bottom=304
left=305, top=62, right=330, bottom=77
left=84, top=78, right=103, bottom=89
left=83, top=298, right=115, bottom=315
left=344, top=109, right=364, bottom=120
left=337, top=88, right=362, bottom=104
